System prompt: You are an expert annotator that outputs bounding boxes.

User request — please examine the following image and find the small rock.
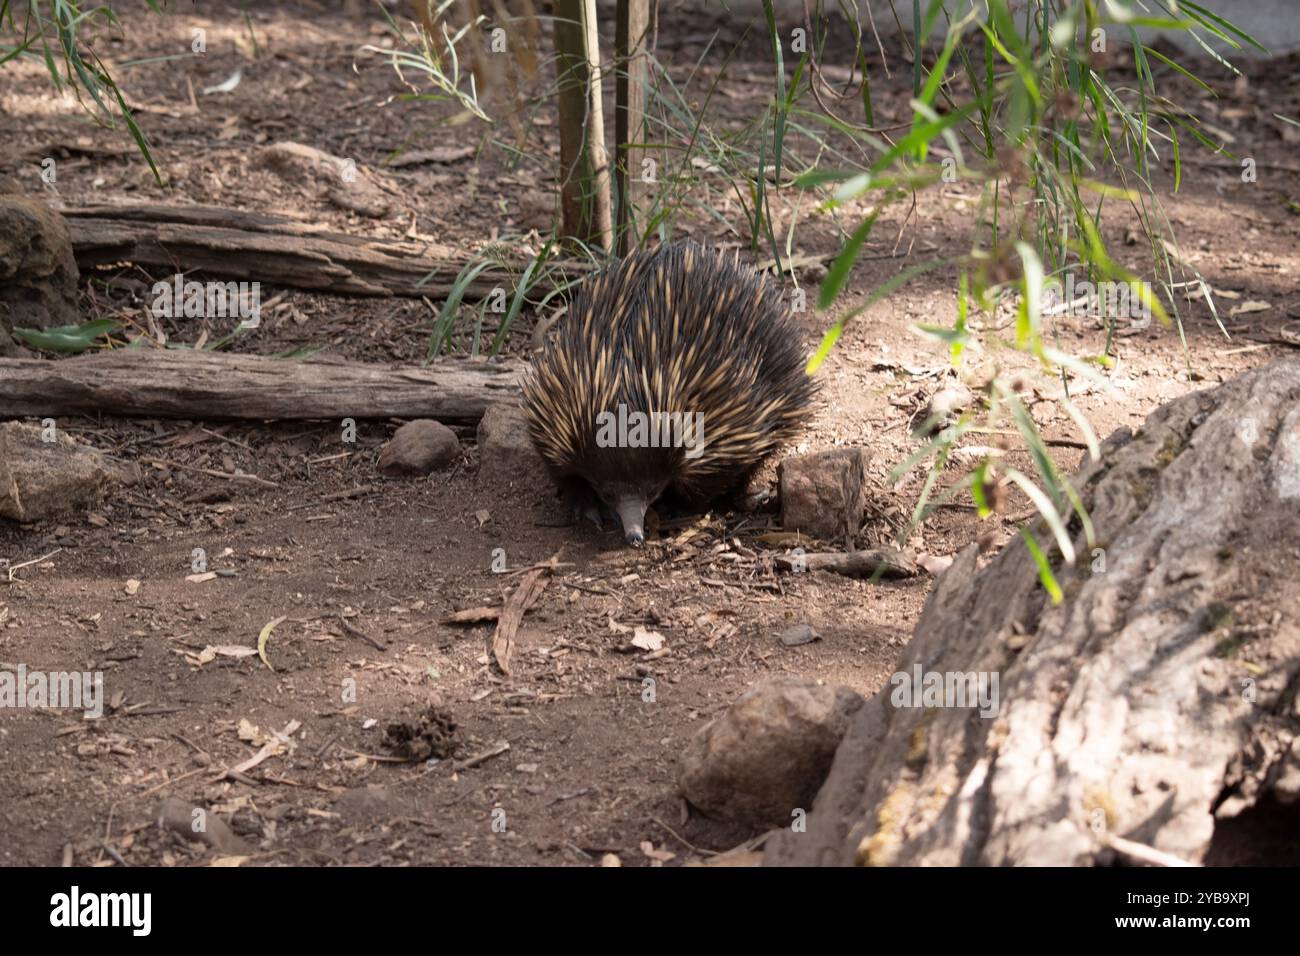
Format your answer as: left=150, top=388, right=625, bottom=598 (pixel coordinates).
left=778, top=623, right=819, bottom=646
left=377, top=419, right=461, bottom=476
left=916, top=552, right=955, bottom=576
left=257, top=142, right=392, bottom=219
left=678, top=676, right=865, bottom=828
left=0, top=422, right=138, bottom=522
left=477, top=402, right=547, bottom=484
left=778, top=447, right=869, bottom=542
left=157, top=796, right=251, bottom=854
left=124, top=579, right=141, bottom=596
left=919, top=383, right=975, bottom=435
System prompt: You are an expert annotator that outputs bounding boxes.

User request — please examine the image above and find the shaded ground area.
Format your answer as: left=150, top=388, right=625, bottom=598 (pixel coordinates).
left=0, top=1, right=1297, bottom=865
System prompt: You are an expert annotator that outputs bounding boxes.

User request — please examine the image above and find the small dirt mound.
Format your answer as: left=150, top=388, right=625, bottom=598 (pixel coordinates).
left=381, top=704, right=459, bottom=763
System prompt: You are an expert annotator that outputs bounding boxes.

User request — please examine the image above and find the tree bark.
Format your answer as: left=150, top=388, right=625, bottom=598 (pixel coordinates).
left=766, top=357, right=1300, bottom=866
left=0, top=350, right=524, bottom=423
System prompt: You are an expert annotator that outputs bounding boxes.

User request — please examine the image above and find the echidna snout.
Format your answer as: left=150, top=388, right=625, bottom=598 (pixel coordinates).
left=613, top=494, right=649, bottom=548
left=579, top=475, right=661, bottom=547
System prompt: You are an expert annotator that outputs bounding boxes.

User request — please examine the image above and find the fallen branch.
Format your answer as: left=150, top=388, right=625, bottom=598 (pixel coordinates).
left=0, top=350, right=523, bottom=422
left=491, top=553, right=563, bottom=675
left=60, top=202, right=589, bottom=298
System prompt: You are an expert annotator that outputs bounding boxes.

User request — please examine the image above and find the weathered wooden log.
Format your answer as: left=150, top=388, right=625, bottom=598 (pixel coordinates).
left=0, top=350, right=524, bottom=422
left=766, top=357, right=1300, bottom=866
left=58, top=202, right=581, bottom=298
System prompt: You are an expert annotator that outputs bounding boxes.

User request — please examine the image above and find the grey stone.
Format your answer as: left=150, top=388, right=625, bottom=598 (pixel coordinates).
left=778, top=447, right=869, bottom=541
left=0, top=195, right=80, bottom=352
left=477, top=401, right=547, bottom=484
left=0, top=422, right=138, bottom=522
left=678, top=676, right=865, bottom=828
left=378, top=419, right=460, bottom=476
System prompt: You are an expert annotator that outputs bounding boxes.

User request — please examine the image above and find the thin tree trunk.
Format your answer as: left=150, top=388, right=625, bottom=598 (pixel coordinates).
left=553, top=0, right=613, bottom=251
left=614, top=0, right=651, bottom=255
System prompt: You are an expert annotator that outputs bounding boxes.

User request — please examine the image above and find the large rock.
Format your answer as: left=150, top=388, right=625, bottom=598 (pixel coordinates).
left=678, top=676, right=865, bottom=829
left=0, top=195, right=80, bottom=354
left=778, top=447, right=869, bottom=542
left=0, top=421, right=138, bottom=521
left=477, top=401, right=547, bottom=483
left=378, top=419, right=461, bottom=476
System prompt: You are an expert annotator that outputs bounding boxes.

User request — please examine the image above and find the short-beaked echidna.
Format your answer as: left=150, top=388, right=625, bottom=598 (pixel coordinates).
left=522, top=241, right=818, bottom=546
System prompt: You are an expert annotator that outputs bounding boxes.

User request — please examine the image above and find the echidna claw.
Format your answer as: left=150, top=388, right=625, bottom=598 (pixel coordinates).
left=559, top=478, right=611, bottom=530
left=578, top=504, right=606, bottom=529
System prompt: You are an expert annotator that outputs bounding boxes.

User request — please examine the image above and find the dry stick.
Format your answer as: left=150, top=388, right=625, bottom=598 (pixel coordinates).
left=337, top=613, right=386, bottom=652
left=134, top=766, right=208, bottom=801
left=650, top=816, right=718, bottom=857
left=452, top=740, right=510, bottom=772
left=5, top=548, right=63, bottom=583
left=773, top=548, right=918, bottom=579
left=347, top=750, right=415, bottom=764
left=1103, top=833, right=1198, bottom=868
left=1178, top=156, right=1300, bottom=175
left=212, top=719, right=301, bottom=782
left=553, top=0, right=612, bottom=250
left=197, top=427, right=254, bottom=451
left=501, top=556, right=575, bottom=578
left=285, top=484, right=378, bottom=512
left=141, top=456, right=279, bottom=487
left=563, top=580, right=612, bottom=596
left=491, top=564, right=554, bottom=675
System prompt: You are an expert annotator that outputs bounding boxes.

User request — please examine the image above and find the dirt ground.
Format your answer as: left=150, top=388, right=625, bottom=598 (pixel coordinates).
left=1, top=1, right=1297, bottom=866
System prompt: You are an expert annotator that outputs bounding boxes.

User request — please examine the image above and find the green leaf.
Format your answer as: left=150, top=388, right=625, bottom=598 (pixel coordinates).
left=1020, top=528, right=1064, bottom=604
left=1006, top=467, right=1074, bottom=566
left=818, top=210, right=879, bottom=309
left=791, top=169, right=859, bottom=189
left=806, top=258, right=949, bottom=374
left=427, top=260, right=496, bottom=358
left=12, top=319, right=119, bottom=353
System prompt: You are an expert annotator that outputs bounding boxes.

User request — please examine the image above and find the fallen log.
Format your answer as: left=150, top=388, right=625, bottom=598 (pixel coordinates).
left=0, top=350, right=524, bottom=422
left=58, top=202, right=581, bottom=299
left=766, top=357, right=1300, bottom=866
